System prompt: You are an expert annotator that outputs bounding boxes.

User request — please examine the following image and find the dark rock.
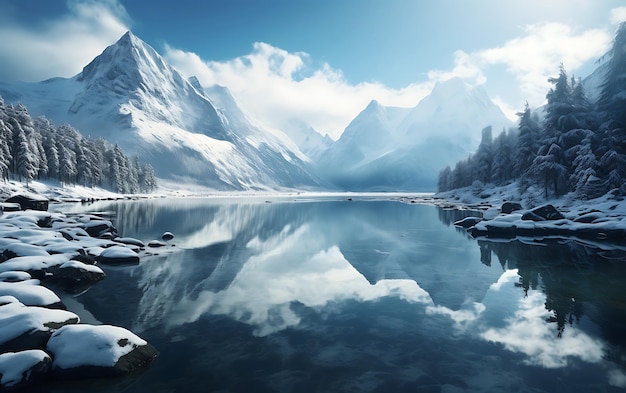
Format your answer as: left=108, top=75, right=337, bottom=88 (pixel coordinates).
left=70, top=249, right=97, bottom=265
left=573, top=211, right=604, bottom=223
left=49, top=261, right=106, bottom=294
left=453, top=216, right=482, bottom=228
left=521, top=211, right=545, bottom=221
left=147, top=240, right=166, bottom=248
left=83, top=220, right=116, bottom=238
left=501, top=201, right=523, bottom=214
left=161, top=232, right=174, bottom=241
left=522, top=204, right=565, bottom=221
left=469, top=223, right=517, bottom=238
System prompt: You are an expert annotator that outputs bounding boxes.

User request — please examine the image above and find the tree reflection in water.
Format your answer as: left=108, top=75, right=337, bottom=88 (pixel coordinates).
left=478, top=237, right=626, bottom=367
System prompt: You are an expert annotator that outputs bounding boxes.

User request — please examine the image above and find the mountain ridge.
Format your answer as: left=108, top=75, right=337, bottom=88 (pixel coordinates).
left=315, top=77, right=513, bottom=191
left=0, top=31, right=319, bottom=190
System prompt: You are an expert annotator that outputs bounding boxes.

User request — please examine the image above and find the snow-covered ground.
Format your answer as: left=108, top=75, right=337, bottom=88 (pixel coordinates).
left=402, top=181, right=626, bottom=247
left=0, top=181, right=163, bottom=389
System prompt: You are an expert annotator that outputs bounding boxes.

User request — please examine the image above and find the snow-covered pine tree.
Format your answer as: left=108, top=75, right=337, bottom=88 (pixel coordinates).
left=0, top=119, right=11, bottom=181
left=598, top=22, right=626, bottom=128
left=514, top=103, right=541, bottom=180
left=545, top=63, right=574, bottom=135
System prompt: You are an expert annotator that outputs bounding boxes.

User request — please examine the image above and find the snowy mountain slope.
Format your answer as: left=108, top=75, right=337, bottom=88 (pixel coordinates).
left=316, top=78, right=513, bottom=191
left=0, top=32, right=318, bottom=190
left=280, top=119, right=333, bottom=161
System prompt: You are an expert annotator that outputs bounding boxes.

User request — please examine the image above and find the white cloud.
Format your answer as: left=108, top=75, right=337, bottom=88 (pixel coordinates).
left=481, top=291, right=605, bottom=368
left=165, top=20, right=613, bottom=139
left=0, top=0, right=130, bottom=82
left=610, top=7, right=626, bottom=25
left=476, top=23, right=611, bottom=107
left=165, top=43, right=432, bottom=140
left=427, top=50, right=486, bottom=86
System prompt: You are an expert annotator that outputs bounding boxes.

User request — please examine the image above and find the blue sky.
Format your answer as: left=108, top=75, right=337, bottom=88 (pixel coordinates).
left=0, top=0, right=624, bottom=139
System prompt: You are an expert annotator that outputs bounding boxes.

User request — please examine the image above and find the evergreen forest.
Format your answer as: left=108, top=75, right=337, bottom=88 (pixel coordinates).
left=438, top=23, right=626, bottom=200
left=0, top=96, right=157, bottom=194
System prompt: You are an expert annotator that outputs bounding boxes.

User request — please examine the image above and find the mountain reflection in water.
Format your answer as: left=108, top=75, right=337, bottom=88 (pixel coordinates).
left=58, top=197, right=626, bottom=392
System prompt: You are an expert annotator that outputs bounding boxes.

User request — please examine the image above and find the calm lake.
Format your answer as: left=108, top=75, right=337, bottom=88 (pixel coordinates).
left=49, top=195, right=626, bottom=392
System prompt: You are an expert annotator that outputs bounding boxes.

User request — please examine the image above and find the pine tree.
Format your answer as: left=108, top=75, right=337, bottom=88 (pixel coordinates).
left=0, top=119, right=11, bottom=181
left=438, top=165, right=452, bottom=192
left=475, top=126, right=493, bottom=183
left=598, top=22, right=626, bottom=128
left=58, top=142, right=77, bottom=184
left=514, top=103, right=540, bottom=179
left=491, top=128, right=516, bottom=184
left=545, top=63, right=573, bottom=135
left=43, top=133, right=60, bottom=179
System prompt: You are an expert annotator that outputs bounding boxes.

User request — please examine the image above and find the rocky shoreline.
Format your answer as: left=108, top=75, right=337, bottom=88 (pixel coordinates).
left=400, top=193, right=626, bottom=247
left=0, top=206, right=172, bottom=391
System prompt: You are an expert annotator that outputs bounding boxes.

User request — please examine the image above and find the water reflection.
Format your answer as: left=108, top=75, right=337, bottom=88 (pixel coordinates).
left=476, top=237, right=626, bottom=388
left=60, top=198, right=626, bottom=391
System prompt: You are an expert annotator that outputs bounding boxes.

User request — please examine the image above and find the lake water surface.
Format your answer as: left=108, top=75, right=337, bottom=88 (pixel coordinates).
left=52, top=196, right=626, bottom=392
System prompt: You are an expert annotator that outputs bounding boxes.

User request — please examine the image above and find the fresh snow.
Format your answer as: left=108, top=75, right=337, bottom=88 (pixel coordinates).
left=0, top=297, right=79, bottom=345
left=424, top=181, right=626, bottom=248
left=0, top=281, right=61, bottom=307
left=47, top=324, right=147, bottom=369
left=99, top=246, right=139, bottom=259
left=317, top=78, right=513, bottom=190
left=0, top=31, right=319, bottom=191
left=0, top=350, right=50, bottom=387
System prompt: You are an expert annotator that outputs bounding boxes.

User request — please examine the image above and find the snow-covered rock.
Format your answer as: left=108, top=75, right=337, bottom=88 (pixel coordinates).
left=0, top=241, right=50, bottom=261
left=114, top=237, right=145, bottom=247
left=0, top=271, right=32, bottom=283
left=0, top=296, right=79, bottom=352
left=0, top=202, right=161, bottom=385
left=51, top=261, right=106, bottom=293
left=97, top=246, right=139, bottom=265
left=147, top=240, right=166, bottom=248
left=47, top=324, right=158, bottom=378
left=0, top=254, right=72, bottom=279
left=0, top=281, right=64, bottom=309
left=0, top=350, right=51, bottom=390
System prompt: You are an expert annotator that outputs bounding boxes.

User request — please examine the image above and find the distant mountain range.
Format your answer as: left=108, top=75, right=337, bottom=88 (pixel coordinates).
left=0, top=31, right=513, bottom=191
left=315, top=79, right=512, bottom=190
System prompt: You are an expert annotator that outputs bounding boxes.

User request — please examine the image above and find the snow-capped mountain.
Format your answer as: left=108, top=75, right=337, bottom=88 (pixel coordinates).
left=0, top=32, right=318, bottom=190
left=316, top=78, right=513, bottom=191
left=280, top=119, right=333, bottom=161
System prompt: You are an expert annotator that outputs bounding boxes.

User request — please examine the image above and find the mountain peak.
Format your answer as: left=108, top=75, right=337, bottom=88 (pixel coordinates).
left=76, top=30, right=168, bottom=85
left=430, top=77, right=470, bottom=98
left=366, top=99, right=381, bottom=109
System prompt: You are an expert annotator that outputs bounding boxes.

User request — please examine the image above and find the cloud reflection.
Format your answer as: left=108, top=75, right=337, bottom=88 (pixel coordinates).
left=138, top=222, right=433, bottom=336
left=481, top=290, right=604, bottom=368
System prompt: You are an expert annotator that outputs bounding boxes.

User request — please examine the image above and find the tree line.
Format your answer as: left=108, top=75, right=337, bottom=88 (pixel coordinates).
left=0, top=96, right=157, bottom=193
left=438, top=23, right=626, bottom=200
